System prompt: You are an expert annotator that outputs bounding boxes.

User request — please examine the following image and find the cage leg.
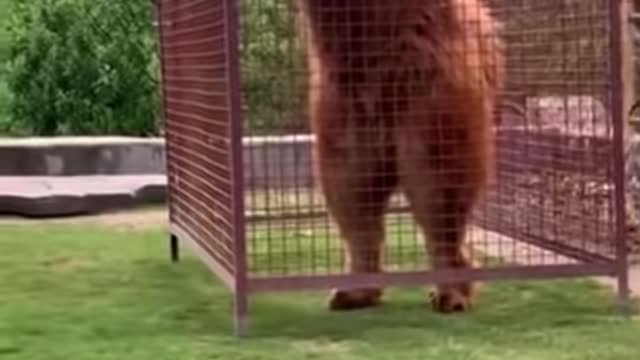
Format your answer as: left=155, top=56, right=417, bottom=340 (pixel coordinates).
left=170, top=234, right=179, bottom=262
left=233, top=291, right=249, bottom=337
left=617, top=266, right=632, bottom=317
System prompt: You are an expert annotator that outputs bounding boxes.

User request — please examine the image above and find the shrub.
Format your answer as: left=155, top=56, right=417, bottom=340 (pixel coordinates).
left=6, top=0, right=159, bottom=136
left=240, top=0, right=306, bottom=134
left=4, top=0, right=308, bottom=137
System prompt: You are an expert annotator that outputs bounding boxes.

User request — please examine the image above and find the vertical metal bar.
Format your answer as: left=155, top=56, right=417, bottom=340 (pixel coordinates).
left=154, top=0, right=179, bottom=262
left=170, top=234, right=180, bottom=262
left=609, top=0, right=631, bottom=315
left=225, top=0, right=249, bottom=336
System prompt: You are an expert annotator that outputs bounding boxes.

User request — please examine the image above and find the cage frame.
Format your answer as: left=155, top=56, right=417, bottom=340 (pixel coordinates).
left=156, top=0, right=633, bottom=337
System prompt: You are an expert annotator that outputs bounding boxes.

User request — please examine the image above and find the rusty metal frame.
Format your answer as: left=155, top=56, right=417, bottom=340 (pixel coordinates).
left=157, top=0, right=631, bottom=336
left=609, top=0, right=631, bottom=312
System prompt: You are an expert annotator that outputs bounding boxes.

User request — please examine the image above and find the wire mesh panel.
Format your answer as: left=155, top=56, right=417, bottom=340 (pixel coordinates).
left=481, top=0, right=618, bottom=264
left=159, top=0, right=630, bottom=334
left=158, top=0, right=245, bottom=289
left=241, top=0, right=625, bottom=282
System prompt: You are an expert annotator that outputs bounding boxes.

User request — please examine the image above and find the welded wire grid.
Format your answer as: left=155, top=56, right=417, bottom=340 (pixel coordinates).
left=481, top=0, right=616, bottom=264
left=159, top=0, right=238, bottom=277
left=240, top=0, right=618, bottom=277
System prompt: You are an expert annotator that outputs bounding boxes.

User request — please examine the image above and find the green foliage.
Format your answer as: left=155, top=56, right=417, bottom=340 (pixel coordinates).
left=240, top=0, right=306, bottom=134
left=5, top=0, right=159, bottom=136
left=0, top=79, right=13, bottom=133
left=0, top=0, right=16, bottom=131
left=2, top=0, right=303, bottom=136
left=0, top=0, right=11, bottom=64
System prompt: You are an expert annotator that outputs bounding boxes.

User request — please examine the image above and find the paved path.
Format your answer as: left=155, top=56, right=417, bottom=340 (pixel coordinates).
left=0, top=175, right=166, bottom=217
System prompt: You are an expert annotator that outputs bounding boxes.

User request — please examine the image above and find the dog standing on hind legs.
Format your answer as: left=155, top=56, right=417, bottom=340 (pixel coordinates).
left=297, top=0, right=504, bottom=312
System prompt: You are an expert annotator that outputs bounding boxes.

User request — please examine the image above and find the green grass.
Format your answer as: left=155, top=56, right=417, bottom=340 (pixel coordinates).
left=248, top=213, right=429, bottom=275
left=1, top=221, right=640, bottom=360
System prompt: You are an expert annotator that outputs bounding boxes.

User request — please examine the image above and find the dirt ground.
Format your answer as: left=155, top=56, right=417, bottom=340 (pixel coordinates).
left=0, top=205, right=170, bottom=231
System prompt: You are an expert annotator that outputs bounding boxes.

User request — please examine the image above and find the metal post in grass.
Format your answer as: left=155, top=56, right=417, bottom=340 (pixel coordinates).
left=610, top=0, right=634, bottom=316
left=170, top=234, right=180, bottom=263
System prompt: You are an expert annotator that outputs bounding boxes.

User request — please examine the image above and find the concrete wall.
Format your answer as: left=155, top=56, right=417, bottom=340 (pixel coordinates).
left=2, top=134, right=640, bottom=243
left=3, top=134, right=640, bottom=190
left=242, top=135, right=313, bottom=188
left=0, top=135, right=315, bottom=187
left=0, top=137, right=165, bottom=175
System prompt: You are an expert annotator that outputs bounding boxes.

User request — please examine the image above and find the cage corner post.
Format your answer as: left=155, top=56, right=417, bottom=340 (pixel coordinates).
left=226, top=0, right=250, bottom=336
left=152, top=0, right=178, bottom=265
left=233, top=277, right=249, bottom=337
left=610, top=0, right=634, bottom=314
left=170, top=234, right=180, bottom=262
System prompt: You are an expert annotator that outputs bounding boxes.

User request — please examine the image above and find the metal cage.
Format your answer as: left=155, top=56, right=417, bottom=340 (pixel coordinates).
left=156, top=0, right=631, bottom=335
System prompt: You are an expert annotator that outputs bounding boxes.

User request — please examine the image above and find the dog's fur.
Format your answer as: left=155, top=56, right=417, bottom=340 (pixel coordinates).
left=297, top=0, right=504, bottom=312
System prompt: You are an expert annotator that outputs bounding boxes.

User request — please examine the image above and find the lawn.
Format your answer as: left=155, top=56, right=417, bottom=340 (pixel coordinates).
left=1, top=216, right=640, bottom=360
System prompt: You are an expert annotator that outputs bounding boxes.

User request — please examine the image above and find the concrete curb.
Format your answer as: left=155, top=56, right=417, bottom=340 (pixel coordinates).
left=0, top=175, right=166, bottom=217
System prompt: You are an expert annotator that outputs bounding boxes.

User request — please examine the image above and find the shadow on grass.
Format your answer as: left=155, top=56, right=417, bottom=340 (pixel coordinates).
left=248, top=282, right=627, bottom=337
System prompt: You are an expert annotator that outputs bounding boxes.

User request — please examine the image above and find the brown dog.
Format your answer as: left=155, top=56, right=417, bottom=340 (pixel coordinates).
left=297, top=0, right=504, bottom=312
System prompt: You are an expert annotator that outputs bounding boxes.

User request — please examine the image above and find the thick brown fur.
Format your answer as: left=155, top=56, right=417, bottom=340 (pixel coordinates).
left=296, top=0, right=504, bottom=312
